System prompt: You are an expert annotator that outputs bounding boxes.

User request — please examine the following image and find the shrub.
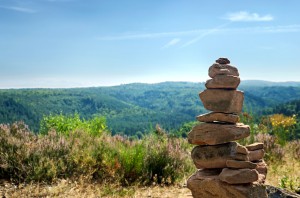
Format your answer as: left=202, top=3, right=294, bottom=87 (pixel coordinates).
left=0, top=122, right=70, bottom=182
left=142, top=134, right=194, bottom=185
left=0, top=121, right=194, bottom=186
left=40, top=113, right=107, bottom=136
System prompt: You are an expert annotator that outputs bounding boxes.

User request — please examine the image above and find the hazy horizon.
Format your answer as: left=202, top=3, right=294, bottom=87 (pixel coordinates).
left=1, top=79, right=300, bottom=89
left=1, top=0, right=300, bottom=88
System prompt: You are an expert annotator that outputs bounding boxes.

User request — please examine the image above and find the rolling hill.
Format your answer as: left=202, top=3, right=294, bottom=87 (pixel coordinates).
left=1, top=81, right=300, bottom=135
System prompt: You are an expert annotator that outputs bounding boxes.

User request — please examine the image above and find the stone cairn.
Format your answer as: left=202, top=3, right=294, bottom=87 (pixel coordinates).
left=187, top=58, right=268, bottom=198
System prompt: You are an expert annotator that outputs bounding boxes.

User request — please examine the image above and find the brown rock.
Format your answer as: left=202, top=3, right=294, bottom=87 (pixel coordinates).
left=199, top=89, right=244, bottom=113
left=216, top=57, right=230, bottom=64
left=236, top=144, right=249, bottom=154
left=205, top=75, right=240, bottom=89
left=255, top=160, right=268, bottom=177
left=226, top=160, right=257, bottom=169
left=191, top=142, right=249, bottom=169
left=249, top=149, right=265, bottom=161
left=246, top=142, right=264, bottom=151
left=188, top=123, right=250, bottom=145
left=188, top=168, right=222, bottom=179
left=197, top=112, right=239, bottom=123
left=208, top=63, right=239, bottom=78
left=219, top=168, right=259, bottom=184
left=258, top=174, right=266, bottom=184
left=187, top=170, right=267, bottom=198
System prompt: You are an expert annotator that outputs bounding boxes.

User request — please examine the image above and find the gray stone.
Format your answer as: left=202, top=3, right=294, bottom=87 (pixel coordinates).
left=188, top=123, right=250, bottom=145
left=199, top=89, right=244, bottom=113
left=197, top=112, right=239, bottom=124
left=266, top=185, right=300, bottom=198
left=208, top=63, right=239, bottom=78
left=226, top=160, right=257, bottom=169
left=219, top=168, right=259, bottom=184
left=187, top=170, right=268, bottom=198
left=191, top=142, right=249, bottom=169
left=206, top=75, right=240, bottom=89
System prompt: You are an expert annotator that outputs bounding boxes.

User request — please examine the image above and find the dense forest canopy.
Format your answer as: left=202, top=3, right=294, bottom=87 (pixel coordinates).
left=1, top=81, right=300, bottom=136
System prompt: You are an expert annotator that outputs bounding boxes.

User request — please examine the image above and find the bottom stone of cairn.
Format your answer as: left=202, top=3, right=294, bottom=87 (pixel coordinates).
left=187, top=169, right=267, bottom=198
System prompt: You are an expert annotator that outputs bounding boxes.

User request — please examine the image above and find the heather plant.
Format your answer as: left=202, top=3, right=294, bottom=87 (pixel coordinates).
left=0, top=122, right=71, bottom=182
left=143, top=133, right=194, bottom=185
left=0, top=121, right=194, bottom=186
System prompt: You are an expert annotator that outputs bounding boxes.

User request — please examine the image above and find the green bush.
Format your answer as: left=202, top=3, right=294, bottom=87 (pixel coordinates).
left=40, top=113, right=107, bottom=136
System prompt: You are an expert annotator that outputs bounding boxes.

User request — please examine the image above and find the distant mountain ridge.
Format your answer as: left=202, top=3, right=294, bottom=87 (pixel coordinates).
left=0, top=80, right=300, bottom=135
left=240, top=80, right=300, bottom=87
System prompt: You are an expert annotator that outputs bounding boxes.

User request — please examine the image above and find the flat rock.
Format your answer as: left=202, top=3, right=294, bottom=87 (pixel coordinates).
left=197, top=112, right=239, bottom=123
left=205, top=75, right=240, bottom=89
left=236, top=144, right=249, bottom=154
left=249, top=149, right=265, bottom=161
left=219, top=168, right=259, bottom=184
left=216, top=57, right=230, bottom=64
left=199, top=89, right=244, bottom=113
left=188, top=123, right=250, bottom=145
left=191, top=142, right=249, bottom=169
left=187, top=170, right=267, bottom=198
left=246, top=142, right=264, bottom=151
left=208, top=63, right=239, bottom=78
left=266, top=185, right=300, bottom=198
left=226, top=160, right=257, bottom=169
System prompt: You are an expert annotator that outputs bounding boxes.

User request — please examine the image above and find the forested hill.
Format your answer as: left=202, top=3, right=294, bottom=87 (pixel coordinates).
left=1, top=81, right=300, bottom=135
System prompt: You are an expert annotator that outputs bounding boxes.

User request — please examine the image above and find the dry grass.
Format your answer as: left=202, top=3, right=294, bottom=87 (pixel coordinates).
left=265, top=141, right=300, bottom=191
left=0, top=179, right=192, bottom=198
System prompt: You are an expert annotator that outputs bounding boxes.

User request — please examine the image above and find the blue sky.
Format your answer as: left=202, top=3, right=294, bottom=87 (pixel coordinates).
left=0, top=0, right=300, bottom=88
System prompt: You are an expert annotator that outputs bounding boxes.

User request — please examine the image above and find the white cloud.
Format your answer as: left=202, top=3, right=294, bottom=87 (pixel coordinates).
left=0, top=5, right=36, bottom=13
left=162, top=38, right=181, bottom=49
left=225, top=11, right=273, bottom=22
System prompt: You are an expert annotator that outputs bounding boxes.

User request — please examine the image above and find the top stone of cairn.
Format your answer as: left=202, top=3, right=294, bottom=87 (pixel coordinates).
left=216, top=57, right=230, bottom=64
left=209, top=58, right=239, bottom=78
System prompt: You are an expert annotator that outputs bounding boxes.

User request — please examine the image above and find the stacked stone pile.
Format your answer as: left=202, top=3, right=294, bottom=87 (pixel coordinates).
left=187, top=58, right=268, bottom=198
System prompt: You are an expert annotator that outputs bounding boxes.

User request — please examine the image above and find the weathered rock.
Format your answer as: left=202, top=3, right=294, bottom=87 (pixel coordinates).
left=236, top=144, right=249, bottom=154
left=187, top=168, right=222, bottom=179
left=206, top=75, right=240, bottom=89
left=191, top=142, right=249, bottom=169
left=187, top=170, right=268, bottom=198
left=199, top=89, right=244, bottom=113
left=226, top=160, right=257, bottom=169
left=246, top=142, right=264, bottom=151
left=256, top=160, right=268, bottom=184
left=208, top=63, right=239, bottom=78
left=249, top=149, right=265, bottom=161
left=197, top=112, right=239, bottom=124
left=188, top=123, right=250, bottom=145
left=266, top=185, right=300, bottom=198
left=219, top=168, right=259, bottom=184
left=216, top=57, right=230, bottom=64
left=255, top=160, right=268, bottom=177
left=258, top=173, right=266, bottom=184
